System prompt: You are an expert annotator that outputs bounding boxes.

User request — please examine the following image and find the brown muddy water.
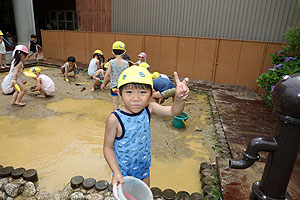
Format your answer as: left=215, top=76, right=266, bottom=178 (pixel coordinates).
left=0, top=67, right=215, bottom=194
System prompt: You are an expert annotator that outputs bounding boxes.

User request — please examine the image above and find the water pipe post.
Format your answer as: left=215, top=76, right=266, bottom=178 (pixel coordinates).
left=229, top=73, right=300, bottom=200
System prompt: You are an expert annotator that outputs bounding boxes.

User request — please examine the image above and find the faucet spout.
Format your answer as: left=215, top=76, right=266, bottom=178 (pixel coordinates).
left=229, top=137, right=278, bottom=169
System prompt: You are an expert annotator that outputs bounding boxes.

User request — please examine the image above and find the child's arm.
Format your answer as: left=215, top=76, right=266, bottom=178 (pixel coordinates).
left=11, top=63, right=22, bottom=88
left=103, top=114, right=124, bottom=185
left=32, top=78, right=42, bottom=92
left=149, top=72, right=189, bottom=116
left=73, top=63, right=77, bottom=77
left=95, top=60, right=100, bottom=70
left=101, top=62, right=111, bottom=90
left=64, top=63, right=69, bottom=78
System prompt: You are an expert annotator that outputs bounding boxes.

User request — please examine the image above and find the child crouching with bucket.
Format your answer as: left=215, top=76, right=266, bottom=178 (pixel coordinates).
left=103, top=66, right=189, bottom=199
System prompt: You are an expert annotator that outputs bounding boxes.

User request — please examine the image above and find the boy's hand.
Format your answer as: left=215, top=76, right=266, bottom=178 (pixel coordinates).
left=174, top=72, right=189, bottom=100
left=100, top=84, right=106, bottom=90
left=112, top=173, right=124, bottom=186
left=22, top=80, right=27, bottom=84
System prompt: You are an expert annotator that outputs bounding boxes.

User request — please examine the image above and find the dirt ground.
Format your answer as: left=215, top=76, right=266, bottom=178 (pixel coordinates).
left=0, top=66, right=217, bottom=192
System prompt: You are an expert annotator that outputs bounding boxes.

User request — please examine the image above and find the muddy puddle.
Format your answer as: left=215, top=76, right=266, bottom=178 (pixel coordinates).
left=0, top=67, right=215, bottom=194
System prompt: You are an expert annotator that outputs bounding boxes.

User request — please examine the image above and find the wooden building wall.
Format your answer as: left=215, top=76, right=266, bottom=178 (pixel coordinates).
left=41, top=30, right=283, bottom=92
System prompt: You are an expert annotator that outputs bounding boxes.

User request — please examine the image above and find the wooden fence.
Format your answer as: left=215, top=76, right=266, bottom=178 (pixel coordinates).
left=41, top=30, right=283, bottom=92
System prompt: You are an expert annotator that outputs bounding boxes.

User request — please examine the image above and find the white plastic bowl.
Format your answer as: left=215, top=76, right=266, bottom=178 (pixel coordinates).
left=113, top=176, right=153, bottom=200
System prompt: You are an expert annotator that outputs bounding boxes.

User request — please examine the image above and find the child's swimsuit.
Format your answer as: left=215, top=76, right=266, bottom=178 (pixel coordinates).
left=30, top=40, right=38, bottom=53
left=88, top=58, right=98, bottom=77
left=153, top=77, right=176, bottom=98
left=110, top=59, right=128, bottom=96
left=64, top=62, right=75, bottom=72
left=112, top=107, right=151, bottom=180
left=1, top=59, right=23, bottom=94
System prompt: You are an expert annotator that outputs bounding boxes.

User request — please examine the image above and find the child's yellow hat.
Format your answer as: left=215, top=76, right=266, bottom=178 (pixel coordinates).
left=94, top=49, right=103, bottom=55
left=29, top=67, right=41, bottom=74
left=0, top=30, right=3, bottom=36
left=139, top=62, right=149, bottom=69
left=118, top=66, right=153, bottom=88
left=23, top=67, right=41, bottom=78
left=152, top=72, right=160, bottom=79
left=104, top=62, right=109, bottom=69
left=112, top=41, right=126, bottom=51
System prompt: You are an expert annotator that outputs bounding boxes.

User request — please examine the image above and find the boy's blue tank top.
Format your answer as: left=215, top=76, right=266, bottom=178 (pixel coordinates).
left=112, top=107, right=151, bottom=180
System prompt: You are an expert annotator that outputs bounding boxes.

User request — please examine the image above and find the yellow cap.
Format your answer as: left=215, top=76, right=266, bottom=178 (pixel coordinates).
left=23, top=67, right=41, bottom=78
left=139, top=62, right=149, bottom=69
left=0, top=30, right=3, bottom=36
left=104, top=62, right=109, bottom=69
left=118, top=65, right=153, bottom=88
left=23, top=71, right=37, bottom=78
left=152, top=72, right=160, bottom=79
left=112, top=41, right=126, bottom=50
left=29, top=67, right=41, bottom=74
left=94, top=50, right=103, bottom=55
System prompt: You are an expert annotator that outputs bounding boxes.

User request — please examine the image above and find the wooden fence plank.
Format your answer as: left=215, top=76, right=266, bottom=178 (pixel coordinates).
left=193, top=38, right=217, bottom=81
left=144, top=35, right=161, bottom=73
left=159, top=36, right=178, bottom=76
left=177, top=37, right=196, bottom=78
left=235, top=41, right=266, bottom=90
left=215, top=40, right=242, bottom=85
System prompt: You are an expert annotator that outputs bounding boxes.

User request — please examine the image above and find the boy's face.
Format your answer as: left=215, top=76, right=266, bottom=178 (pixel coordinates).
left=68, top=61, right=74, bottom=66
left=32, top=37, right=37, bottom=41
left=120, top=85, right=152, bottom=114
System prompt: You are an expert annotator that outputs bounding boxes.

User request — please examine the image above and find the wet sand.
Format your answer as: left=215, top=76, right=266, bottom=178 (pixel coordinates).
left=0, top=67, right=216, bottom=193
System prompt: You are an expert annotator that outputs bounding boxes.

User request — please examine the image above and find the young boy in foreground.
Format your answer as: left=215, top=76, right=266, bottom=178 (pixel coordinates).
left=103, top=66, right=189, bottom=187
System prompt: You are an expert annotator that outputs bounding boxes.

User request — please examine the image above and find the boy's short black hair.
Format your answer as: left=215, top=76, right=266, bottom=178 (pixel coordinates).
left=31, top=34, right=37, bottom=38
left=113, top=49, right=125, bottom=56
left=67, top=56, right=76, bottom=62
left=119, top=83, right=152, bottom=96
left=107, top=57, right=114, bottom=62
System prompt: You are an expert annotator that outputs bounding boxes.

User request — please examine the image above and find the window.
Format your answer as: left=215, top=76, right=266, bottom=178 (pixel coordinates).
left=49, top=10, right=77, bottom=30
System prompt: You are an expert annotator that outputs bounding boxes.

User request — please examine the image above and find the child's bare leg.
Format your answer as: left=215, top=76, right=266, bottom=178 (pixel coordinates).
left=37, top=85, right=47, bottom=98
left=0, top=54, right=4, bottom=68
left=15, top=84, right=26, bottom=106
left=112, top=96, right=119, bottom=111
left=142, top=175, right=150, bottom=187
left=27, top=52, right=33, bottom=59
left=3, top=54, right=7, bottom=67
left=11, top=91, right=18, bottom=105
left=91, top=80, right=100, bottom=92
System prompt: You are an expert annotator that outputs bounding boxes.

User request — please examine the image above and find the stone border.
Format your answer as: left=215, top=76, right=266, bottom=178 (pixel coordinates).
left=199, top=162, right=222, bottom=200
left=208, top=94, right=232, bottom=159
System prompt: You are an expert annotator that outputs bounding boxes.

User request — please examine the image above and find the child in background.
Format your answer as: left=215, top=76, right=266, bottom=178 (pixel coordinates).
left=26, top=67, right=55, bottom=97
left=139, top=62, right=151, bottom=70
left=152, top=71, right=170, bottom=80
left=1, top=45, right=28, bottom=106
left=0, top=30, right=8, bottom=69
left=152, top=74, right=176, bottom=104
left=101, top=41, right=129, bottom=110
left=123, top=53, right=132, bottom=67
left=88, top=50, right=105, bottom=77
left=60, top=56, right=78, bottom=81
left=90, top=62, right=108, bottom=92
left=103, top=66, right=189, bottom=187
left=134, top=52, right=147, bottom=65
left=28, top=34, right=41, bottom=61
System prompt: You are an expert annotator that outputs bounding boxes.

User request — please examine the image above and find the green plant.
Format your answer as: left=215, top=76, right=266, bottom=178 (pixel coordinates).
left=257, top=24, right=300, bottom=107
